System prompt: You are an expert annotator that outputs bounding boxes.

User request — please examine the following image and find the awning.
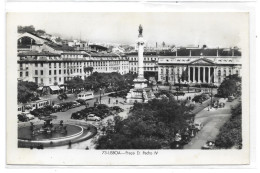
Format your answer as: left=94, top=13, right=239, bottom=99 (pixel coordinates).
left=49, top=85, right=61, bottom=91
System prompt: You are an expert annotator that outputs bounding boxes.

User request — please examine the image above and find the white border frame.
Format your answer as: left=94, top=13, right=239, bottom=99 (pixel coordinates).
left=3, top=0, right=257, bottom=168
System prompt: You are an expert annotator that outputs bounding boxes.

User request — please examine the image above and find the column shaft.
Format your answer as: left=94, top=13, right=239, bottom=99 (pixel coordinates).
left=193, top=67, right=195, bottom=82
left=188, top=66, right=190, bottom=82
left=198, top=67, right=200, bottom=83
left=208, top=67, right=211, bottom=83
left=203, top=67, right=205, bottom=83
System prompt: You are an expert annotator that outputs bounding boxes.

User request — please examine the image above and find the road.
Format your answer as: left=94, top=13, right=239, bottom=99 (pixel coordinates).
left=48, top=95, right=131, bottom=149
left=183, top=98, right=240, bottom=149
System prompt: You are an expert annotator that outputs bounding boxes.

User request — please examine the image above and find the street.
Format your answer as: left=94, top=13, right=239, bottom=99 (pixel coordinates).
left=183, top=98, right=240, bottom=149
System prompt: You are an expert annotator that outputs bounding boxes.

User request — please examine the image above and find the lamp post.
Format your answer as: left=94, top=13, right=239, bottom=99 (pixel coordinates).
left=177, top=74, right=180, bottom=101
left=99, top=88, right=102, bottom=104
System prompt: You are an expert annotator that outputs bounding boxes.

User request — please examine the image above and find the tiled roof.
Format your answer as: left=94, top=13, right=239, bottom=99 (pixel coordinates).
left=18, top=51, right=60, bottom=56
left=126, top=48, right=241, bottom=56
left=47, top=43, right=75, bottom=51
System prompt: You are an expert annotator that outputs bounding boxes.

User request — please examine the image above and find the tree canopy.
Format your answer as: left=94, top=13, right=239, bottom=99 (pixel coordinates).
left=95, top=98, right=191, bottom=149
left=18, top=81, right=39, bottom=103
left=65, top=72, right=136, bottom=93
left=18, top=25, right=36, bottom=34
left=215, top=103, right=242, bottom=149
left=217, top=74, right=241, bottom=97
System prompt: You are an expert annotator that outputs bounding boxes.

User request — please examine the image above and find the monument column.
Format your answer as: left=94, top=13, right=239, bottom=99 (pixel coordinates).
left=138, top=42, right=144, bottom=79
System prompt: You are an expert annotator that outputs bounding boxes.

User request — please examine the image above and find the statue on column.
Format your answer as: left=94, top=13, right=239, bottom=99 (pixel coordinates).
left=138, top=24, right=143, bottom=37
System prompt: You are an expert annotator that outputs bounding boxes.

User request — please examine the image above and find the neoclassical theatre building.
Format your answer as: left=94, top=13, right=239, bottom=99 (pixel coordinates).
left=156, top=47, right=242, bottom=86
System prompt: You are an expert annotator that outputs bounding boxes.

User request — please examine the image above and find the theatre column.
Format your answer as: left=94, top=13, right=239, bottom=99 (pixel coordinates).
left=188, top=66, right=190, bottom=83
left=203, top=67, right=206, bottom=83
left=193, top=66, right=195, bottom=82
left=208, top=67, right=211, bottom=83
left=198, top=67, right=201, bottom=83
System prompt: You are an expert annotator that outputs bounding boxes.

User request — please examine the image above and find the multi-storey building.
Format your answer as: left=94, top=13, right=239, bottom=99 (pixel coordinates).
left=17, top=32, right=242, bottom=88
left=157, top=48, right=242, bottom=85
left=127, top=52, right=158, bottom=77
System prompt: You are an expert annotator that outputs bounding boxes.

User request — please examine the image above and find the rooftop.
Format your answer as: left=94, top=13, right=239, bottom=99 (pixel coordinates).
left=18, top=51, right=60, bottom=57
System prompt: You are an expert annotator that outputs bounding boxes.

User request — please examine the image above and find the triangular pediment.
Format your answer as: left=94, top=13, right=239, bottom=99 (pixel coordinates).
left=189, top=58, right=215, bottom=65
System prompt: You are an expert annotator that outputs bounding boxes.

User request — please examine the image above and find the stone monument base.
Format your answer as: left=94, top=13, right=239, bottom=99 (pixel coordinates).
left=126, top=82, right=155, bottom=104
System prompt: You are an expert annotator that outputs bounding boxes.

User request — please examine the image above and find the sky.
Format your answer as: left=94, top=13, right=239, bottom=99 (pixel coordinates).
left=10, top=12, right=249, bottom=48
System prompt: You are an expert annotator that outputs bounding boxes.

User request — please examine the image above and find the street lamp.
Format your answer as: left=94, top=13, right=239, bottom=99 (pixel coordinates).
left=99, top=87, right=102, bottom=104
left=176, top=74, right=180, bottom=101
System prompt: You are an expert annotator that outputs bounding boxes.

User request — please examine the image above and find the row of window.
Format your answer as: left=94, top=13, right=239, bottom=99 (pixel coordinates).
left=129, top=57, right=158, bottom=61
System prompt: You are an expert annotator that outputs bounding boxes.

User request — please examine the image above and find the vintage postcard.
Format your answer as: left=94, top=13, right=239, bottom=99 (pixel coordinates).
left=6, top=10, right=251, bottom=165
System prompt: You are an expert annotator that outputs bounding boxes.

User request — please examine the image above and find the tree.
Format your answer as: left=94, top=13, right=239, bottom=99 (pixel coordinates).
left=95, top=98, right=190, bottom=149
left=55, top=37, right=62, bottom=43
left=84, top=66, right=94, bottom=74
left=217, top=74, right=241, bottom=97
left=18, top=81, right=39, bottom=103
left=65, top=77, right=84, bottom=91
left=18, top=25, right=36, bottom=34
left=36, top=29, right=46, bottom=36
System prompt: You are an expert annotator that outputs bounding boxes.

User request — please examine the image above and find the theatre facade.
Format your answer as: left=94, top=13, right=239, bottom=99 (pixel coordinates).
left=157, top=48, right=242, bottom=86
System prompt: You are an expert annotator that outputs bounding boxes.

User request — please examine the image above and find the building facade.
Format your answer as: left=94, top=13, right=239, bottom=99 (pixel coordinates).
left=157, top=48, right=242, bottom=85
left=17, top=32, right=242, bottom=88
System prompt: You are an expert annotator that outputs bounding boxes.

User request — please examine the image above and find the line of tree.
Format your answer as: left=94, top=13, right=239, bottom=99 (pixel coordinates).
left=65, top=72, right=137, bottom=93
left=95, top=97, right=192, bottom=149
left=215, top=103, right=242, bottom=149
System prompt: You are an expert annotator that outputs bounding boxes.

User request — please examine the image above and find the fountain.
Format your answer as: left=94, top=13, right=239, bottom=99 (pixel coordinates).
left=18, top=115, right=97, bottom=148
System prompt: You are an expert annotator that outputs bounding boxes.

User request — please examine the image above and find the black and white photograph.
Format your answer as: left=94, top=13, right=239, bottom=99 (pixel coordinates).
left=6, top=11, right=251, bottom=165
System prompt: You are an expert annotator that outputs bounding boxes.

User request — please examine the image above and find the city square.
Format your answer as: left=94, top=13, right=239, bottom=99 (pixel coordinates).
left=15, top=13, right=242, bottom=150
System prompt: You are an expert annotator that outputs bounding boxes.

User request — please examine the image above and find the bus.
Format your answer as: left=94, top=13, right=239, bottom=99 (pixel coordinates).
left=30, top=99, right=52, bottom=110
left=77, top=91, right=95, bottom=100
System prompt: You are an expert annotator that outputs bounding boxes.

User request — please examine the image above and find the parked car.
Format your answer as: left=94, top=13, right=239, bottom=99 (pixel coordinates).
left=86, top=114, right=101, bottom=121
left=201, top=141, right=215, bottom=149
left=76, top=99, right=87, bottom=105
left=194, top=122, right=203, bottom=131
left=71, top=112, right=84, bottom=120
left=72, top=101, right=81, bottom=108
left=218, top=102, right=225, bottom=108
left=58, top=93, right=68, bottom=100
left=173, top=92, right=185, bottom=96
left=18, top=112, right=34, bottom=121
left=111, top=106, right=124, bottom=113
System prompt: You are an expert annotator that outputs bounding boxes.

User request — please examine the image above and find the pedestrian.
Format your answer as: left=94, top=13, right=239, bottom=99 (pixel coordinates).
left=108, top=98, right=111, bottom=104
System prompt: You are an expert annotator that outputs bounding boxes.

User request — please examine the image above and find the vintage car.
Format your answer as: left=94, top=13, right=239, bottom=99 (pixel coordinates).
left=86, top=114, right=101, bottom=121
left=173, top=92, right=185, bottom=96
left=201, top=141, right=215, bottom=149
left=194, top=122, right=203, bottom=131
